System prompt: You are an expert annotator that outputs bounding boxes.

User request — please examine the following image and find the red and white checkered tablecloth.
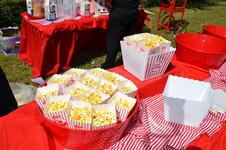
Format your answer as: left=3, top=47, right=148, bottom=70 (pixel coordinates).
left=107, top=69, right=226, bottom=150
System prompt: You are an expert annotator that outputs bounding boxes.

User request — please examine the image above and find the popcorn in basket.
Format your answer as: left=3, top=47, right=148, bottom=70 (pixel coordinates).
left=63, top=83, right=90, bottom=100
left=125, top=33, right=171, bottom=55
left=92, top=104, right=117, bottom=129
left=89, top=68, right=108, bottom=77
left=118, top=80, right=138, bottom=98
left=68, top=101, right=92, bottom=130
left=63, top=68, right=87, bottom=82
left=96, top=79, right=118, bottom=96
left=35, top=84, right=60, bottom=100
left=103, top=72, right=126, bottom=85
left=47, top=74, right=73, bottom=89
left=109, top=92, right=137, bottom=121
left=80, top=73, right=100, bottom=88
left=81, top=90, right=110, bottom=105
left=43, top=95, right=71, bottom=126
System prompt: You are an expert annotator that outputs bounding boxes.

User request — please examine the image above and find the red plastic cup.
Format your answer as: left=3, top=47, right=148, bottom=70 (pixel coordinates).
left=176, top=33, right=226, bottom=70
left=203, top=24, right=226, bottom=41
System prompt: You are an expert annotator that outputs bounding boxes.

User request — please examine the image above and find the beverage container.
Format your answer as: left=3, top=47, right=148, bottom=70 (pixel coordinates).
left=26, top=0, right=33, bottom=15
left=73, top=0, right=80, bottom=17
left=80, top=0, right=90, bottom=16
left=62, top=0, right=74, bottom=18
left=44, top=0, right=57, bottom=21
left=56, top=0, right=64, bottom=18
left=33, top=0, right=44, bottom=17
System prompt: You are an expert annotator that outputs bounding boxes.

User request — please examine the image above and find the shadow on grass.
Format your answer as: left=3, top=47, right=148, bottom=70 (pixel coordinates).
left=187, top=0, right=222, bottom=10
left=70, top=50, right=106, bottom=68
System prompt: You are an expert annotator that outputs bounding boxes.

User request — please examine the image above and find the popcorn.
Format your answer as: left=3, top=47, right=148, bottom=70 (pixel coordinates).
left=35, top=67, right=138, bottom=130
left=118, top=80, right=138, bottom=97
left=64, top=68, right=86, bottom=77
left=80, top=74, right=99, bottom=88
left=124, top=33, right=170, bottom=54
left=103, top=72, right=126, bottom=85
left=69, top=101, right=92, bottom=123
left=35, top=84, right=60, bottom=99
left=96, top=80, right=117, bottom=96
left=63, top=83, right=89, bottom=100
left=92, top=104, right=117, bottom=127
left=109, top=92, right=136, bottom=121
left=81, top=91, right=109, bottom=105
left=89, top=68, right=107, bottom=77
left=44, top=95, right=71, bottom=113
left=47, top=74, right=72, bottom=88
left=110, top=92, right=136, bottom=111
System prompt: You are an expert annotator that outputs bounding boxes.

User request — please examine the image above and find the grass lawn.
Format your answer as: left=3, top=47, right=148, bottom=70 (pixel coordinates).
left=0, top=1, right=226, bottom=84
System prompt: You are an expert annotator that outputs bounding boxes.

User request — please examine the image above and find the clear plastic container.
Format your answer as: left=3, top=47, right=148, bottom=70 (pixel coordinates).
left=62, top=0, right=77, bottom=18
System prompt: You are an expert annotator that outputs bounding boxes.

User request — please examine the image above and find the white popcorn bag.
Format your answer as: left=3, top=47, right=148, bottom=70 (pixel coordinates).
left=109, top=92, right=137, bottom=121
left=103, top=72, right=127, bottom=85
left=35, top=84, right=61, bottom=100
left=43, top=95, right=71, bottom=127
left=118, top=80, right=138, bottom=98
left=123, top=33, right=151, bottom=47
left=92, top=104, right=117, bottom=130
left=123, top=37, right=138, bottom=48
left=80, top=90, right=110, bottom=105
left=121, top=41, right=176, bottom=81
left=35, top=97, right=49, bottom=111
left=159, top=40, right=171, bottom=52
left=80, top=73, right=101, bottom=89
left=63, top=68, right=87, bottom=83
left=89, top=68, right=108, bottom=77
left=63, top=83, right=90, bottom=100
left=96, top=79, right=118, bottom=96
left=47, top=74, right=73, bottom=90
left=136, top=42, right=161, bottom=55
left=163, top=75, right=212, bottom=127
left=68, top=101, right=92, bottom=130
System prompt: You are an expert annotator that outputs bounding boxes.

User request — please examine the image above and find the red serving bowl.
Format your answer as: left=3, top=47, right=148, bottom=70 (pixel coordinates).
left=203, top=24, right=226, bottom=40
left=175, top=33, right=226, bottom=70
left=39, top=96, right=140, bottom=150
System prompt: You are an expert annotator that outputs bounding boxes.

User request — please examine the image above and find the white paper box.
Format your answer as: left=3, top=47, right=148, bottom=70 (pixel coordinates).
left=159, top=41, right=171, bottom=52
left=163, top=75, right=212, bottom=127
left=120, top=41, right=175, bottom=81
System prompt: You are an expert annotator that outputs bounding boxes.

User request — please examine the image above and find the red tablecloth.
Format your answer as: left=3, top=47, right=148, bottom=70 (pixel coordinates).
left=18, top=10, right=149, bottom=78
left=1, top=65, right=226, bottom=150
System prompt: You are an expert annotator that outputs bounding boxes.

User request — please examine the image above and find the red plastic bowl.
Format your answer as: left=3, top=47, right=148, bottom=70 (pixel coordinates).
left=176, top=33, right=226, bottom=70
left=39, top=96, right=140, bottom=150
left=203, top=24, right=226, bottom=40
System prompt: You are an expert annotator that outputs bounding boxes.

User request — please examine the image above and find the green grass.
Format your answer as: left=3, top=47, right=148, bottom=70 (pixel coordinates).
left=1, top=1, right=226, bottom=84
